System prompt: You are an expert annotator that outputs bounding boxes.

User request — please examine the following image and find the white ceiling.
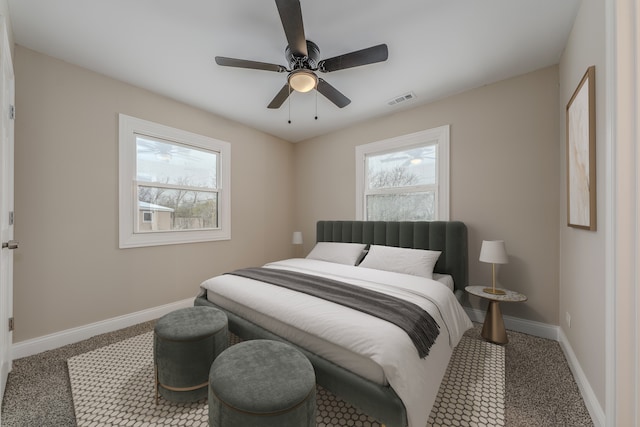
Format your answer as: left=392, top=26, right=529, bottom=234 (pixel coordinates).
left=7, top=0, right=580, bottom=143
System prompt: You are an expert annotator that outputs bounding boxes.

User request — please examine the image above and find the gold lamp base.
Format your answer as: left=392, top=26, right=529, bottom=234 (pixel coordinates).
left=484, top=263, right=505, bottom=295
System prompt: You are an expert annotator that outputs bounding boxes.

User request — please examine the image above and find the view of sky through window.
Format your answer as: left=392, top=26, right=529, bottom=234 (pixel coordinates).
left=136, top=136, right=217, bottom=189
left=366, top=145, right=436, bottom=189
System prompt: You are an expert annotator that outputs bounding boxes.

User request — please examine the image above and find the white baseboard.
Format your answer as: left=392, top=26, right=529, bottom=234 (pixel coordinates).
left=463, top=306, right=604, bottom=427
left=463, top=306, right=559, bottom=340
left=11, top=298, right=193, bottom=359
left=558, top=328, right=605, bottom=427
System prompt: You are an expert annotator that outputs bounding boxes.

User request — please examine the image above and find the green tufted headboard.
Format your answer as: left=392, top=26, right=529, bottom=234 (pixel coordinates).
left=316, top=221, right=468, bottom=293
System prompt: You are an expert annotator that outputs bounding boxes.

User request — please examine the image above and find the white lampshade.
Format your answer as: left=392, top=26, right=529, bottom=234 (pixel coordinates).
left=288, top=70, right=317, bottom=93
left=292, top=231, right=303, bottom=245
left=479, top=240, right=508, bottom=264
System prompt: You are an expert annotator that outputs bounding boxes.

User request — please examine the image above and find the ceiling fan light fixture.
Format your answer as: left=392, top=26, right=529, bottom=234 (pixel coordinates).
left=288, top=70, right=317, bottom=93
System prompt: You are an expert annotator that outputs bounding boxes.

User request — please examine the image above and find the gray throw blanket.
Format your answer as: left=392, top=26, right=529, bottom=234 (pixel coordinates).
left=226, top=267, right=440, bottom=358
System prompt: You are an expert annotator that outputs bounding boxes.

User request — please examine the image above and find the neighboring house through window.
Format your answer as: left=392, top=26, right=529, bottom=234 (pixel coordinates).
left=119, top=114, right=231, bottom=248
left=141, top=210, right=153, bottom=223
left=355, top=125, right=450, bottom=221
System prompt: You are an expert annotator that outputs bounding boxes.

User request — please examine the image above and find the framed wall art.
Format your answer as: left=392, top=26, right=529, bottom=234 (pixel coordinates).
left=566, top=66, right=596, bottom=230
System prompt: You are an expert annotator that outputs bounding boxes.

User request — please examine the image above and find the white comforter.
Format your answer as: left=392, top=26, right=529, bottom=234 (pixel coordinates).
left=199, top=258, right=472, bottom=427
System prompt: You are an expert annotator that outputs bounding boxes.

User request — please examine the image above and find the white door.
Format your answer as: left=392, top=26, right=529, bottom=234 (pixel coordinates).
left=0, top=16, right=15, bottom=405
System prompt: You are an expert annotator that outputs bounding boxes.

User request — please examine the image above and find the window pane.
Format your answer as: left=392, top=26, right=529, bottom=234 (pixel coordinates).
left=366, top=192, right=435, bottom=221
left=136, top=136, right=217, bottom=189
left=367, top=145, right=436, bottom=189
left=137, top=187, right=218, bottom=232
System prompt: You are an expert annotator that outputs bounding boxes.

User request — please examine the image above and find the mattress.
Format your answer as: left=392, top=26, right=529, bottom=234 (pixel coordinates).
left=199, top=258, right=472, bottom=427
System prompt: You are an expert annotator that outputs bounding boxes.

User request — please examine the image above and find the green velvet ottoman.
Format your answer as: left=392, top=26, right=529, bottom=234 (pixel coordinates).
left=154, top=306, right=228, bottom=403
left=209, top=339, right=316, bottom=427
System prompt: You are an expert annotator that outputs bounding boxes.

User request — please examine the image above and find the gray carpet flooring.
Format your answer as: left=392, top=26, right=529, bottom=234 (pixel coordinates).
left=1, top=322, right=594, bottom=426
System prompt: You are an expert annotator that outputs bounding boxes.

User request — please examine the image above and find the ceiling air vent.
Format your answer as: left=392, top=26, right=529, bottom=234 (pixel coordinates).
left=387, top=91, right=416, bottom=106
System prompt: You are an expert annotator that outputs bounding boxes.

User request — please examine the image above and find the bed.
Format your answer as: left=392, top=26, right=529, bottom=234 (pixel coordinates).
left=194, top=220, right=472, bottom=427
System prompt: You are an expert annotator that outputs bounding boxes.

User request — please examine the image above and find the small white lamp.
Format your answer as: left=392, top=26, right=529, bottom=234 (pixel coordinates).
left=292, top=231, right=303, bottom=258
left=479, top=240, right=508, bottom=295
left=292, top=231, right=303, bottom=245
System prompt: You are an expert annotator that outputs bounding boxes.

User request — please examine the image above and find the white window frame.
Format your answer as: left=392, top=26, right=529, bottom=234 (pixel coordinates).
left=119, top=114, right=231, bottom=248
left=355, top=125, right=450, bottom=221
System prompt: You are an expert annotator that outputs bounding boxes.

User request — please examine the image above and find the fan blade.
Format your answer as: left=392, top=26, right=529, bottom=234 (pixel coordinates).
left=318, top=44, right=388, bottom=72
left=267, top=84, right=291, bottom=109
left=317, top=78, right=351, bottom=108
left=275, top=0, right=308, bottom=57
left=215, top=56, right=287, bottom=73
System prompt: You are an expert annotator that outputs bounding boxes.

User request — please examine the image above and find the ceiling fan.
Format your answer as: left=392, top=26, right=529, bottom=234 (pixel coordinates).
left=215, top=0, right=389, bottom=109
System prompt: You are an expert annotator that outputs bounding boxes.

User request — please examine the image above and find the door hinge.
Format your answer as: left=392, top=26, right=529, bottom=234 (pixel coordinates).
left=9, top=104, right=14, bottom=120
left=8, top=317, right=14, bottom=332
left=9, top=211, right=13, bottom=226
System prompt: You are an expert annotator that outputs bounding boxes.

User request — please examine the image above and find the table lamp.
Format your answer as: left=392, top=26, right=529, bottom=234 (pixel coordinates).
left=292, top=231, right=303, bottom=257
left=479, top=240, right=508, bottom=295
left=292, top=231, right=303, bottom=245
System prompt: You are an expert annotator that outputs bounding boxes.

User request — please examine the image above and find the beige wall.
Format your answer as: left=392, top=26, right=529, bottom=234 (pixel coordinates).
left=13, top=46, right=295, bottom=342
left=295, top=66, right=560, bottom=325
left=11, top=43, right=565, bottom=345
left=558, top=0, right=606, bottom=410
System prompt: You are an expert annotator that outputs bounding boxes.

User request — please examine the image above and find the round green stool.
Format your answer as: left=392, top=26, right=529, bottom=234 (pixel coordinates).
left=209, top=339, right=316, bottom=427
left=154, top=306, right=228, bottom=403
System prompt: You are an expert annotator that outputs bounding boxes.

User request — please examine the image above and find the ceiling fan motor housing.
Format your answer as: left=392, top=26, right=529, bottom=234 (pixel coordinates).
left=286, top=40, right=320, bottom=70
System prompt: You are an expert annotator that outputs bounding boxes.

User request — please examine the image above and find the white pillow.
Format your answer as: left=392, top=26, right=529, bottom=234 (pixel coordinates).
left=306, top=242, right=367, bottom=266
left=358, top=245, right=441, bottom=279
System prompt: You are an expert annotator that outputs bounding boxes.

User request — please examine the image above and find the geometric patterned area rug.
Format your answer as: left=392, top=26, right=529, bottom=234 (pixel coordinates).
left=68, top=332, right=504, bottom=427
left=427, top=336, right=505, bottom=427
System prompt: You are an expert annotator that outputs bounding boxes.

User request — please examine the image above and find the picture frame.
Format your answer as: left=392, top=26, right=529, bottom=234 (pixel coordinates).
left=566, top=66, right=596, bottom=230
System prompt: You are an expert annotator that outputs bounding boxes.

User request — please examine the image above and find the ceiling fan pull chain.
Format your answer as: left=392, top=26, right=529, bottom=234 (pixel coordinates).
left=315, top=87, right=318, bottom=120
left=288, top=83, right=292, bottom=124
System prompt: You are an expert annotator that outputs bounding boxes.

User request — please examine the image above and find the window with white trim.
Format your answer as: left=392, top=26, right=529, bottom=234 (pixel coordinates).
left=355, top=125, right=449, bottom=221
left=119, top=114, right=231, bottom=248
